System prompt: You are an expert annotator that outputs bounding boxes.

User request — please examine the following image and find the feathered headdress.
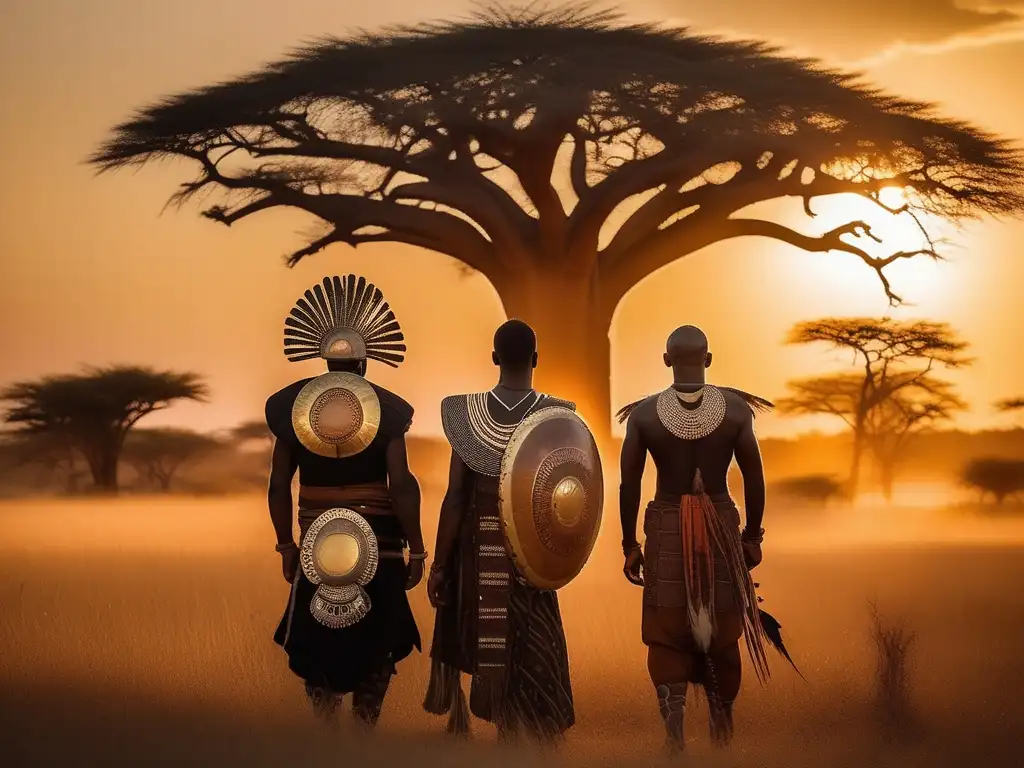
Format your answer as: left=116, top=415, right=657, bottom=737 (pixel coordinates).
left=283, top=275, right=406, bottom=367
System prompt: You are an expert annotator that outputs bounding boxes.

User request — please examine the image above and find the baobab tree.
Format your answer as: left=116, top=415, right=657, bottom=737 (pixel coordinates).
left=90, top=6, right=1024, bottom=436
left=0, top=366, right=208, bottom=493
left=778, top=317, right=969, bottom=496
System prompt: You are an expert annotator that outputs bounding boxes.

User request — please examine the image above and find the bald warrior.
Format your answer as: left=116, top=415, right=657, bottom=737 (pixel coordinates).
left=266, top=275, right=425, bottom=726
left=425, top=319, right=599, bottom=744
left=617, top=325, right=774, bottom=752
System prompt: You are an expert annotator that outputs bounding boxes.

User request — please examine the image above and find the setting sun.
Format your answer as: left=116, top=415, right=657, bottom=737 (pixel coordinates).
left=800, top=189, right=960, bottom=307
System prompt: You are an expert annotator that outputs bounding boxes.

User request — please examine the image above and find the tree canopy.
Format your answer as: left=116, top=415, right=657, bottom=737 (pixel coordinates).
left=0, top=366, right=209, bottom=492
left=90, top=5, right=1023, bottom=433
left=962, top=458, right=1024, bottom=505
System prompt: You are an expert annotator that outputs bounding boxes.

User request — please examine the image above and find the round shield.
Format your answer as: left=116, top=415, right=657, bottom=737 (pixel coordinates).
left=300, top=507, right=379, bottom=588
left=499, top=407, right=604, bottom=591
left=291, top=372, right=381, bottom=458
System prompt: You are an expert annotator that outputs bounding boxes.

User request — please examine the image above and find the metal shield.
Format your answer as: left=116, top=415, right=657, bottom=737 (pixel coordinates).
left=499, top=407, right=603, bottom=591
left=291, top=372, right=381, bottom=458
left=300, top=508, right=380, bottom=629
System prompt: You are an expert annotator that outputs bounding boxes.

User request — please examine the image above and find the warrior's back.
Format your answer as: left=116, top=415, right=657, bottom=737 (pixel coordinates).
left=265, top=377, right=413, bottom=488
left=631, top=388, right=754, bottom=499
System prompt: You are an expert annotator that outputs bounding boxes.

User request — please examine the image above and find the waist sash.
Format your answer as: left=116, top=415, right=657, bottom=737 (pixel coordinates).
left=298, top=482, right=405, bottom=557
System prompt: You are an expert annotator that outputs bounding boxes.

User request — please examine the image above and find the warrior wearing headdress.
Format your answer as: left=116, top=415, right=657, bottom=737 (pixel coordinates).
left=617, top=325, right=797, bottom=753
left=266, top=275, right=424, bottom=726
left=423, top=320, right=603, bottom=744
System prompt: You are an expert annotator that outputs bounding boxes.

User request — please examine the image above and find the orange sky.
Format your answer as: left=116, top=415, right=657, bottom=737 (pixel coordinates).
left=1, top=0, right=1022, bottom=438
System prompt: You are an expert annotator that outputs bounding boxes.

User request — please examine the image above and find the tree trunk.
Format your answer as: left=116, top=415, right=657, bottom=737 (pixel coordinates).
left=501, top=271, right=614, bottom=448
left=847, top=429, right=865, bottom=499
left=879, top=460, right=896, bottom=503
left=82, top=437, right=121, bottom=493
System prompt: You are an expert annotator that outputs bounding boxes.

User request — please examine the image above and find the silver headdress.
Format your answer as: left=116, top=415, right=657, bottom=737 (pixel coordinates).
left=283, top=275, right=406, bottom=367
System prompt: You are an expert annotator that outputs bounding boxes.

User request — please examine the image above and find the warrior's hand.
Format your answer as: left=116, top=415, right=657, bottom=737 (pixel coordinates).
left=279, top=545, right=300, bottom=584
left=427, top=565, right=447, bottom=608
left=623, top=546, right=644, bottom=587
left=406, top=559, right=424, bottom=591
left=741, top=541, right=763, bottom=571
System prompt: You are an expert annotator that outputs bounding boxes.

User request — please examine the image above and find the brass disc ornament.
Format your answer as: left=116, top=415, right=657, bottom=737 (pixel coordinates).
left=300, top=507, right=379, bottom=629
left=291, top=372, right=380, bottom=458
left=499, top=407, right=603, bottom=591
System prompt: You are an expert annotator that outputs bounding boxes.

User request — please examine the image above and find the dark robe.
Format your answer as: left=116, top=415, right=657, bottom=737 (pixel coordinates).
left=425, top=392, right=575, bottom=739
left=265, top=377, right=421, bottom=694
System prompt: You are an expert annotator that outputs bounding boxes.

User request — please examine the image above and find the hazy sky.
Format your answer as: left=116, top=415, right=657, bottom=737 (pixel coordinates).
left=1, top=0, right=1022, bottom=438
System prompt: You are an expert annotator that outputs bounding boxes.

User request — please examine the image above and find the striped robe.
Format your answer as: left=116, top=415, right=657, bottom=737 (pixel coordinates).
left=425, top=472, right=575, bottom=738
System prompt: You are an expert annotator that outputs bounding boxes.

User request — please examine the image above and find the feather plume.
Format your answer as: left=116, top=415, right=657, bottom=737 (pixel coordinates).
left=758, top=608, right=805, bottom=680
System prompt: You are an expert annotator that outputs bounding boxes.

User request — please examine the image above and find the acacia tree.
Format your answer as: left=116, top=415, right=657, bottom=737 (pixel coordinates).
left=778, top=318, right=970, bottom=495
left=90, top=7, right=1024, bottom=435
left=230, top=419, right=274, bottom=449
left=124, top=428, right=222, bottom=491
left=864, top=376, right=965, bottom=501
left=0, top=366, right=208, bottom=493
left=962, top=458, right=1024, bottom=505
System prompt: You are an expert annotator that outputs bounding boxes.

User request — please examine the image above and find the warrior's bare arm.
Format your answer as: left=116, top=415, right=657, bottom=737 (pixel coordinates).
left=619, top=414, right=647, bottom=553
left=386, top=435, right=425, bottom=554
left=734, top=413, right=766, bottom=536
left=268, top=439, right=298, bottom=547
left=434, top=449, right=469, bottom=567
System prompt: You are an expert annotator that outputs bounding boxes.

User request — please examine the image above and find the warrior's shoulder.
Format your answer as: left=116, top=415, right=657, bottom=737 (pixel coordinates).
left=614, top=392, right=660, bottom=426
left=714, top=385, right=775, bottom=418
left=265, top=379, right=311, bottom=417
left=264, top=379, right=313, bottom=440
left=369, top=382, right=415, bottom=436
left=439, top=393, right=475, bottom=434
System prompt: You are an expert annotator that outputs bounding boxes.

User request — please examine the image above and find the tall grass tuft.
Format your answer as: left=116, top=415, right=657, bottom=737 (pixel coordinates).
left=868, top=601, right=918, bottom=739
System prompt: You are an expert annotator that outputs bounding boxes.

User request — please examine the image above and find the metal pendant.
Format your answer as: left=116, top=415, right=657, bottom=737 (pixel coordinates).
left=301, top=508, right=379, bottom=629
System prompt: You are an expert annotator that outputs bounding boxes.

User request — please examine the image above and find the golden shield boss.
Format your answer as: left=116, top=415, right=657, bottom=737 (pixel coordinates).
left=300, top=507, right=379, bottom=629
left=499, top=407, right=603, bottom=591
left=291, top=372, right=381, bottom=458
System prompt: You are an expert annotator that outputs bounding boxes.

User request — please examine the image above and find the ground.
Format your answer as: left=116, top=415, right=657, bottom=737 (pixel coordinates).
left=1, top=491, right=1022, bottom=767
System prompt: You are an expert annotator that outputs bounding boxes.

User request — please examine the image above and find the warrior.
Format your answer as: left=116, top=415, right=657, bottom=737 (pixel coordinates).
left=266, top=275, right=425, bottom=726
left=423, top=319, right=603, bottom=744
left=617, top=324, right=778, bottom=752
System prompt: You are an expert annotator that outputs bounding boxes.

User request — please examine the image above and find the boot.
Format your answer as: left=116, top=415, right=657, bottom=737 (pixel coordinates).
left=707, top=696, right=734, bottom=746
left=305, top=683, right=341, bottom=723
left=656, top=683, right=687, bottom=755
left=352, top=662, right=395, bottom=727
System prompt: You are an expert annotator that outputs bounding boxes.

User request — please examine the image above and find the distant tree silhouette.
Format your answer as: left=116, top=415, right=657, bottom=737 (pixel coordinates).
left=778, top=318, right=970, bottom=496
left=962, top=458, right=1024, bottom=505
left=0, top=366, right=208, bottom=493
left=865, top=375, right=966, bottom=501
left=90, top=6, right=1024, bottom=436
left=229, top=420, right=274, bottom=449
left=772, top=473, right=845, bottom=505
left=2, top=431, right=86, bottom=494
left=124, top=428, right=222, bottom=491
left=995, top=397, right=1024, bottom=414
